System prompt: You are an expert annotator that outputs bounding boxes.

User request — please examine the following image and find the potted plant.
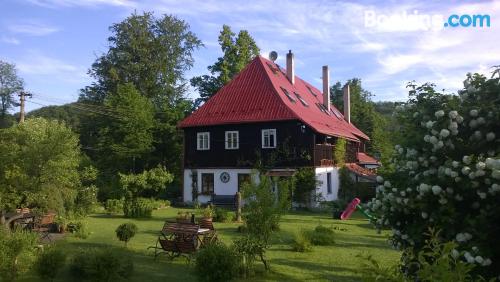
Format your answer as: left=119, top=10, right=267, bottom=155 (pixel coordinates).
left=55, top=216, right=67, bottom=233
left=200, top=205, right=214, bottom=225
left=176, top=211, right=191, bottom=223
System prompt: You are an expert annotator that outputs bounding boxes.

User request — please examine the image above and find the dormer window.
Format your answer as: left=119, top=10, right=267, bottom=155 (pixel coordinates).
left=197, top=132, right=210, bottom=150
left=306, top=85, right=317, bottom=97
left=280, top=87, right=296, bottom=103
left=262, top=129, right=277, bottom=148
left=294, top=92, right=309, bottom=107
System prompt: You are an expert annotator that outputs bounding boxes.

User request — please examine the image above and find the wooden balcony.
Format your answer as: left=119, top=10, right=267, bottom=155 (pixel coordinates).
left=314, top=144, right=334, bottom=167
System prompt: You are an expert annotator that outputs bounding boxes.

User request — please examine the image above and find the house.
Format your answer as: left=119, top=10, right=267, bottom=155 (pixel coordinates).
left=179, top=50, right=379, bottom=205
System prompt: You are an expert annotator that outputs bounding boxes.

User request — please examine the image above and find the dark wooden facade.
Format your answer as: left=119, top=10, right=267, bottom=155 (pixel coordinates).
left=183, top=120, right=363, bottom=169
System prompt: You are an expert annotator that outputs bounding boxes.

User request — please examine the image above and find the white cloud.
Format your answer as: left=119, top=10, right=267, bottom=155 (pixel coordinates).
left=15, top=51, right=89, bottom=83
left=26, top=0, right=135, bottom=8
left=1, top=36, right=20, bottom=45
left=8, top=21, right=59, bottom=36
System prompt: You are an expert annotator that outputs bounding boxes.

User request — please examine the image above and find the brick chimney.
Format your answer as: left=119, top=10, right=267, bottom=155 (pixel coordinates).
left=322, top=65, right=330, bottom=111
left=343, top=83, right=351, bottom=123
left=286, top=50, right=295, bottom=85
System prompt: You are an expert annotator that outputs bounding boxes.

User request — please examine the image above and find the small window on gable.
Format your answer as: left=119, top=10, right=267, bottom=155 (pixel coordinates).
left=294, top=92, right=309, bottom=107
left=280, top=87, right=296, bottom=103
left=197, top=132, right=210, bottom=150
left=306, top=85, right=317, bottom=97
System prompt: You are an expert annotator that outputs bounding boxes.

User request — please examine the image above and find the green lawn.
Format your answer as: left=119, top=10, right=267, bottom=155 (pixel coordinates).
left=20, top=208, right=400, bottom=281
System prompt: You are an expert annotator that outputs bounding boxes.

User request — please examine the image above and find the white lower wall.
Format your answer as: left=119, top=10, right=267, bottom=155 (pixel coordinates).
left=315, top=167, right=339, bottom=202
left=183, top=168, right=256, bottom=204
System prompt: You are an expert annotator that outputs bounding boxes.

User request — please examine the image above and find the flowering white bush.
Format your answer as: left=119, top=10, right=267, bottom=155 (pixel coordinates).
left=366, top=73, right=499, bottom=278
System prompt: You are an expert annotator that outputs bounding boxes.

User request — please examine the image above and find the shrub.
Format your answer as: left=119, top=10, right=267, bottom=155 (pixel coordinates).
left=237, top=224, right=248, bottom=233
left=309, top=225, right=335, bottom=246
left=35, top=247, right=66, bottom=281
left=293, top=168, right=319, bottom=206
left=70, top=248, right=133, bottom=281
left=366, top=73, right=500, bottom=278
left=123, top=197, right=154, bottom=218
left=68, top=221, right=90, bottom=239
left=195, top=243, right=239, bottom=282
left=115, top=223, right=138, bottom=247
left=291, top=230, right=312, bottom=252
left=0, top=228, right=38, bottom=281
left=75, top=185, right=99, bottom=215
left=214, top=208, right=234, bottom=222
left=105, top=199, right=124, bottom=214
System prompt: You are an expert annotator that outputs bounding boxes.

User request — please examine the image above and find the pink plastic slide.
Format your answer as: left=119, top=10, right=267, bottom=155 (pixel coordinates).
left=340, top=198, right=361, bottom=220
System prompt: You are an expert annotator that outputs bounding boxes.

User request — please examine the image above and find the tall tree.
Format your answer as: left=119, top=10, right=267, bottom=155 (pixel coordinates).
left=77, top=12, right=202, bottom=196
left=191, top=25, right=260, bottom=107
left=0, top=61, right=24, bottom=127
left=330, top=79, right=393, bottom=166
left=97, top=83, right=155, bottom=173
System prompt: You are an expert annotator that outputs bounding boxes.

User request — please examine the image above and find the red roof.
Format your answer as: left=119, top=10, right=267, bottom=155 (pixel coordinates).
left=180, top=56, right=369, bottom=141
left=345, top=163, right=377, bottom=181
left=357, top=152, right=380, bottom=165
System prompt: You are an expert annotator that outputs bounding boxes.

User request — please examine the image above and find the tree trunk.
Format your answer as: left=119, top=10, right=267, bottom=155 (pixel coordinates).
left=2, top=213, right=25, bottom=232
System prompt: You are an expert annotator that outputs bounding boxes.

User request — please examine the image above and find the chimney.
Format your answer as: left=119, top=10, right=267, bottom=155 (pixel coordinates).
left=322, top=66, right=330, bottom=111
left=286, top=50, right=295, bottom=85
left=343, top=83, right=351, bottom=123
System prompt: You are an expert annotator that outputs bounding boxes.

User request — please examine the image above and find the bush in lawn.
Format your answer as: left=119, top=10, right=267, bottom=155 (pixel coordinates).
left=115, top=223, right=138, bottom=247
left=232, top=236, right=264, bottom=278
left=70, top=247, right=133, bottom=281
left=214, top=208, right=235, bottom=222
left=35, top=247, right=66, bottom=281
left=308, top=225, right=335, bottom=246
left=365, top=73, right=500, bottom=279
left=291, top=230, right=312, bottom=252
left=360, top=229, right=476, bottom=282
left=0, top=228, right=38, bottom=281
left=195, top=243, right=239, bottom=282
left=239, top=176, right=291, bottom=270
left=68, top=220, right=90, bottom=239
left=105, top=198, right=124, bottom=214
left=123, top=197, right=155, bottom=218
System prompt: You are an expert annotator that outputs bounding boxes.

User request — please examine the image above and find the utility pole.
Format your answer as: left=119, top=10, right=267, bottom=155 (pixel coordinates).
left=18, top=91, right=32, bottom=123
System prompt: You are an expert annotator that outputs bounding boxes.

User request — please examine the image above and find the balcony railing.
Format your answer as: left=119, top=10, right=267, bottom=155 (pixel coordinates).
left=314, top=144, right=334, bottom=167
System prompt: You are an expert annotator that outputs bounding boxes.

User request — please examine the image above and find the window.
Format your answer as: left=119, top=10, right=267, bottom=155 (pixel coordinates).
left=261, top=129, right=277, bottom=148
left=225, top=131, right=239, bottom=149
left=306, top=85, right=317, bottom=97
left=294, top=92, right=309, bottom=107
left=316, top=103, right=330, bottom=115
left=280, top=87, right=296, bottom=103
left=238, top=174, right=251, bottom=192
left=197, top=132, right=210, bottom=150
left=327, top=172, right=332, bottom=194
left=201, top=173, right=214, bottom=194
left=331, top=107, right=343, bottom=119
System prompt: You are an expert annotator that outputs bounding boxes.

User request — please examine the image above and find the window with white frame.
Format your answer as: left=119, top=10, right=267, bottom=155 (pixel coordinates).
left=261, top=129, right=277, bottom=148
left=225, top=131, right=239, bottom=149
left=197, top=132, right=210, bottom=150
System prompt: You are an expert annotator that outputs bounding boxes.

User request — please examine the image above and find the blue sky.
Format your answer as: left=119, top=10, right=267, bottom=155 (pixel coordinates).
left=1, top=0, right=499, bottom=112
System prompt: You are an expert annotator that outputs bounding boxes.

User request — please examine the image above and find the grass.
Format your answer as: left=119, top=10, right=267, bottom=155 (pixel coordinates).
left=19, top=207, right=399, bottom=282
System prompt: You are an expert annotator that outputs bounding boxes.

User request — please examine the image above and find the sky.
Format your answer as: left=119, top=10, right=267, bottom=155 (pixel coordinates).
left=1, top=0, right=499, bottom=112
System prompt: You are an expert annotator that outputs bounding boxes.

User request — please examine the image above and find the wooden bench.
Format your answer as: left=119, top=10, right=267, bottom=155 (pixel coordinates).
left=209, top=194, right=236, bottom=210
left=149, top=222, right=200, bottom=260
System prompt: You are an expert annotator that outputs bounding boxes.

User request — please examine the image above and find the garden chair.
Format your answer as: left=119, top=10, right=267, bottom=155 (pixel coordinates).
left=149, top=222, right=199, bottom=261
left=199, top=220, right=218, bottom=246
left=31, top=213, right=55, bottom=242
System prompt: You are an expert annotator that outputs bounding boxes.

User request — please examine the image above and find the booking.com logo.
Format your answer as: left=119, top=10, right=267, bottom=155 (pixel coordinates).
left=364, top=10, right=491, bottom=31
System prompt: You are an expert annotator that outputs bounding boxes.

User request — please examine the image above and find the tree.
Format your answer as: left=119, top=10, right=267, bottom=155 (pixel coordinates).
left=366, top=71, right=500, bottom=279
left=97, top=83, right=155, bottom=173
left=331, top=79, right=393, bottom=167
left=236, top=176, right=291, bottom=271
left=0, top=118, right=81, bottom=222
left=78, top=12, right=202, bottom=196
left=191, top=25, right=259, bottom=107
left=115, top=223, right=138, bottom=247
left=0, top=61, right=24, bottom=127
